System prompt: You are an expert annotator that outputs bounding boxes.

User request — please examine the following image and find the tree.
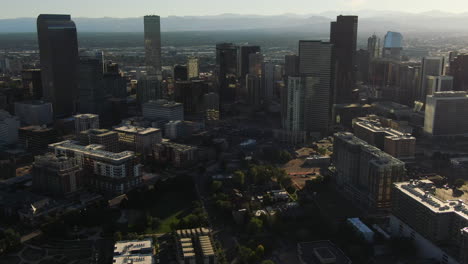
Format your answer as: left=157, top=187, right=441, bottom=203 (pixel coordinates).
left=261, top=261, right=275, bottom=264
left=317, top=147, right=327, bottom=156
left=454, top=178, right=466, bottom=189
left=238, top=246, right=255, bottom=264
left=234, top=170, right=246, bottom=187
left=113, top=231, right=123, bottom=241
left=247, top=217, right=263, bottom=235
left=211, top=181, right=223, bottom=193
left=255, top=244, right=265, bottom=259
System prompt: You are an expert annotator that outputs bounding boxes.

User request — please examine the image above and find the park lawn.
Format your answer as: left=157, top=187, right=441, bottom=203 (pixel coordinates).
left=152, top=190, right=197, bottom=233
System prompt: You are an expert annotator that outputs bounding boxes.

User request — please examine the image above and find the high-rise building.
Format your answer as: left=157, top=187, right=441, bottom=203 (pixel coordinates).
left=285, top=77, right=304, bottom=132
left=330, top=15, right=358, bottom=105
left=144, top=15, right=162, bottom=75
left=114, top=125, right=162, bottom=155
left=173, top=65, right=188, bottom=81
left=187, top=57, right=199, bottom=79
left=420, top=57, right=445, bottom=101
left=103, top=62, right=127, bottom=98
left=382, top=31, right=403, bottom=60
left=19, top=126, right=59, bottom=155
left=391, top=180, right=468, bottom=264
left=21, top=69, right=42, bottom=100
left=424, top=91, right=468, bottom=136
left=449, top=54, right=468, bottom=91
left=49, top=140, right=143, bottom=195
left=37, top=14, right=79, bottom=117
left=174, top=80, right=207, bottom=116
left=263, top=62, right=275, bottom=102
left=333, top=132, right=406, bottom=212
left=239, top=45, right=261, bottom=79
left=246, top=74, right=263, bottom=106
left=367, top=34, right=381, bottom=59
left=77, top=52, right=105, bottom=114
left=74, top=114, right=99, bottom=135
left=284, top=55, right=299, bottom=77
left=353, top=118, right=416, bottom=159
left=299, top=40, right=333, bottom=135
left=142, top=99, right=184, bottom=122
left=216, top=43, right=238, bottom=103
left=14, top=101, right=53, bottom=126
left=248, top=53, right=263, bottom=76
left=0, top=110, right=20, bottom=146
left=137, top=75, right=161, bottom=104
left=33, top=153, right=83, bottom=197
left=203, top=92, right=220, bottom=120
left=426, top=75, right=454, bottom=96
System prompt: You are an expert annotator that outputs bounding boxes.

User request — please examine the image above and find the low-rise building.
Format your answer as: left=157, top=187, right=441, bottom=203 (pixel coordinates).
left=113, top=238, right=155, bottom=264
left=78, top=129, right=119, bottom=152
left=153, top=141, right=197, bottom=168
left=297, top=241, right=351, bottom=264
left=174, top=228, right=216, bottom=264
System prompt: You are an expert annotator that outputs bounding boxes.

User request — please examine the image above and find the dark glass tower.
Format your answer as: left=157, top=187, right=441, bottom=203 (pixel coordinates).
left=330, top=15, right=358, bottom=105
left=239, top=45, right=260, bottom=79
left=144, top=15, right=162, bottom=75
left=37, top=14, right=79, bottom=117
left=216, top=43, right=238, bottom=103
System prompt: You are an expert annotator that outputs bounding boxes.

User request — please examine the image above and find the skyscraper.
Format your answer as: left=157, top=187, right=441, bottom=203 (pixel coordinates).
left=187, top=57, right=199, bottom=79
left=330, top=15, right=358, bottom=105
left=449, top=54, right=468, bottom=91
left=137, top=75, right=161, bottom=104
left=285, top=77, right=304, bottom=132
left=299, top=40, right=333, bottom=135
left=77, top=51, right=105, bottom=114
left=420, top=57, right=445, bottom=101
left=37, top=14, right=79, bottom=117
left=382, top=31, right=403, bottom=60
left=144, top=15, right=162, bottom=75
left=239, top=45, right=261, bottom=79
left=367, top=34, right=381, bottom=59
left=216, top=43, right=238, bottom=103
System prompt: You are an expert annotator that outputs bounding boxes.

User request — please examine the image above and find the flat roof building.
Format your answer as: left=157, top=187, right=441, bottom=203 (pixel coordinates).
left=113, top=238, right=155, bottom=264
left=74, top=114, right=99, bottom=136
left=114, top=125, right=162, bottom=156
left=424, top=91, right=468, bottom=136
left=333, top=132, right=406, bottom=213
left=49, top=140, right=142, bottom=195
left=391, top=180, right=468, bottom=263
left=353, top=118, right=415, bottom=159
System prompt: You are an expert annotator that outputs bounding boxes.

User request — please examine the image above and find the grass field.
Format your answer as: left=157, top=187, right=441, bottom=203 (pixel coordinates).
left=152, top=191, right=196, bottom=233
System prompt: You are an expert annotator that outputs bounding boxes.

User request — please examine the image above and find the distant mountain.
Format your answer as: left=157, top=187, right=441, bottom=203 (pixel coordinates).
left=1, top=11, right=468, bottom=34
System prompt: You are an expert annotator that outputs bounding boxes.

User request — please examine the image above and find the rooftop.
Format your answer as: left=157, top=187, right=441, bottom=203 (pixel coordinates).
left=335, top=132, right=405, bottom=166
left=115, top=125, right=160, bottom=135
left=113, top=254, right=153, bottom=264
left=114, top=238, right=153, bottom=255
left=354, top=120, right=415, bottom=139
left=74, top=114, right=99, bottom=119
left=49, top=140, right=135, bottom=162
left=394, top=180, right=468, bottom=221
left=298, top=241, right=351, bottom=264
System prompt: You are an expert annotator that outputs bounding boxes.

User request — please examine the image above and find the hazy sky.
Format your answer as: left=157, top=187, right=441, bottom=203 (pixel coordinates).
left=1, top=0, right=468, bottom=18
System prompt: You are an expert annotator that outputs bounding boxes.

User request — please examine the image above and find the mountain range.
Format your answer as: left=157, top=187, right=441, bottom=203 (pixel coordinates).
left=1, top=10, right=468, bottom=34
